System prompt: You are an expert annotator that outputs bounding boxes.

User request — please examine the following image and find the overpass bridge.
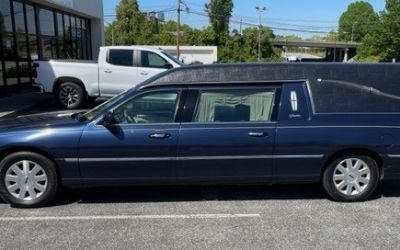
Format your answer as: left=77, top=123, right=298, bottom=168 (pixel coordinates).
left=271, top=40, right=362, bottom=62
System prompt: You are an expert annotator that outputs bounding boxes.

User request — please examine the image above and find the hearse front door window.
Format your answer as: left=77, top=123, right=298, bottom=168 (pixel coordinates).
left=113, top=91, right=180, bottom=124
left=194, top=88, right=276, bottom=122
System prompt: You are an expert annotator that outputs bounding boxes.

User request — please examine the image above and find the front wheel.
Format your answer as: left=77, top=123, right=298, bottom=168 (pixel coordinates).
left=322, top=155, right=379, bottom=202
left=57, top=82, right=85, bottom=109
left=0, top=152, right=59, bottom=208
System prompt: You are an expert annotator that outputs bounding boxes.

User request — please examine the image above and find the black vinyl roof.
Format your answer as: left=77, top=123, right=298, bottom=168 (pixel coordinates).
left=138, top=62, right=400, bottom=89
left=137, top=62, right=400, bottom=114
left=133, top=62, right=400, bottom=114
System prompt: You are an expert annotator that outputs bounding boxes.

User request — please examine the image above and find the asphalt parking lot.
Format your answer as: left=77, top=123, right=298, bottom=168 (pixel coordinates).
left=0, top=101, right=399, bottom=249
left=1, top=182, right=400, bottom=249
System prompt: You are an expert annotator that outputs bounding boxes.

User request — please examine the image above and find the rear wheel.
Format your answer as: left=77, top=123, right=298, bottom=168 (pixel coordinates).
left=0, top=152, right=59, bottom=208
left=57, top=82, right=85, bottom=109
left=322, top=155, right=379, bottom=202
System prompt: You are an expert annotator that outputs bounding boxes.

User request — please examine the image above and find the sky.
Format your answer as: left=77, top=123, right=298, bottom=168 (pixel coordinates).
left=103, top=0, right=386, bottom=38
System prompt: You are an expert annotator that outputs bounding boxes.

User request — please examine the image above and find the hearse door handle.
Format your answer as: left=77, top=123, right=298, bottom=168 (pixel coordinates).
left=248, top=132, right=268, bottom=138
left=104, top=69, right=112, bottom=73
left=149, top=132, right=171, bottom=139
left=140, top=71, right=149, bottom=76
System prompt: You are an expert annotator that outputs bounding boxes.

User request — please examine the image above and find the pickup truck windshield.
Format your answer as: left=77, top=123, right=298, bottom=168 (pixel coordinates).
left=79, top=90, right=131, bottom=121
left=162, top=51, right=183, bottom=66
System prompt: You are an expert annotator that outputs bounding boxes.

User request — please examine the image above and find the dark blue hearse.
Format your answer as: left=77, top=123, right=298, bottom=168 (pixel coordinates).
left=1, top=63, right=400, bottom=207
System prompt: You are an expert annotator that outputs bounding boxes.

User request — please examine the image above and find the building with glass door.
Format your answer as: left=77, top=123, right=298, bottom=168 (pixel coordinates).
left=0, top=0, right=104, bottom=94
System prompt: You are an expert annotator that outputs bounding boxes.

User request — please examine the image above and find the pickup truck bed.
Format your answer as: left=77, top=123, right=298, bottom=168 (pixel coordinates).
left=33, top=46, right=182, bottom=109
left=47, top=60, right=97, bottom=64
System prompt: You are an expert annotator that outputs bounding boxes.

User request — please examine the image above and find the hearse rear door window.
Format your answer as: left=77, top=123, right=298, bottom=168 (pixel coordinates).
left=193, top=88, right=278, bottom=123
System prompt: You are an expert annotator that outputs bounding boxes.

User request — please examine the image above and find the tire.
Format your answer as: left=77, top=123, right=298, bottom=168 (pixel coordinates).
left=0, top=152, right=59, bottom=208
left=322, top=154, right=379, bottom=202
left=56, top=82, right=85, bottom=109
left=87, top=96, right=99, bottom=108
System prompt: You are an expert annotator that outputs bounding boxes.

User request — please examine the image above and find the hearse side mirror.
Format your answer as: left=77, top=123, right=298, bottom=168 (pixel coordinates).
left=102, top=112, right=116, bottom=126
left=165, top=63, right=173, bottom=69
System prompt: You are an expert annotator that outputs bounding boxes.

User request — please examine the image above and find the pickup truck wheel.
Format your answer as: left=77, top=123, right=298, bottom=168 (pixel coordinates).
left=0, top=152, right=59, bottom=208
left=322, top=155, right=379, bottom=202
left=57, top=82, right=85, bottom=109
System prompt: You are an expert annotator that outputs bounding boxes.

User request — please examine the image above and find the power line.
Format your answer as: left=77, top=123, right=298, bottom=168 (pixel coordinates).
left=187, top=10, right=331, bottom=34
left=188, top=6, right=337, bottom=30
left=235, top=15, right=339, bottom=24
left=103, top=8, right=176, bottom=18
left=106, top=4, right=397, bottom=34
left=103, top=9, right=333, bottom=34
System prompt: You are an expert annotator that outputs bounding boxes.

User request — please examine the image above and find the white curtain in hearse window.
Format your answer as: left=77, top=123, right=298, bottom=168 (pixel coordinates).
left=194, top=89, right=276, bottom=122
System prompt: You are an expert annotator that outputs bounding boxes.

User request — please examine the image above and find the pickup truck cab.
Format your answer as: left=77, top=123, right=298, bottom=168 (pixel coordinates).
left=33, top=46, right=182, bottom=109
left=2, top=63, right=400, bottom=207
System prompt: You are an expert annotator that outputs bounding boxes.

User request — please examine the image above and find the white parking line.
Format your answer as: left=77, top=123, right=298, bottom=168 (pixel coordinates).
left=0, top=213, right=261, bottom=222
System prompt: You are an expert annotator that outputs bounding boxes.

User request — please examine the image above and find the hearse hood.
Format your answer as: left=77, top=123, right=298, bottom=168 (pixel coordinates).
left=0, top=111, right=85, bottom=131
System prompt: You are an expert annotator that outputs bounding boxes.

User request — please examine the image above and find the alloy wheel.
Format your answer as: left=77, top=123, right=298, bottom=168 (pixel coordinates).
left=333, top=158, right=371, bottom=196
left=59, top=86, right=80, bottom=107
left=4, top=160, right=48, bottom=201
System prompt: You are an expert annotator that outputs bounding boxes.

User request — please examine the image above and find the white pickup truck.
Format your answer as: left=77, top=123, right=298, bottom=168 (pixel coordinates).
left=33, top=46, right=182, bottom=109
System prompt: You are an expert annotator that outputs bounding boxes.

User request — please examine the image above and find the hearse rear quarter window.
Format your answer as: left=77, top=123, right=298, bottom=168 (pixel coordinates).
left=310, top=81, right=400, bottom=113
left=193, top=88, right=277, bottom=123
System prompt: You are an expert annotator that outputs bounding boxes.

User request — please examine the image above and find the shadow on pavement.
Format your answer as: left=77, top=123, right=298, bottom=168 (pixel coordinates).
left=56, top=184, right=324, bottom=205
left=0, top=180, right=399, bottom=206
left=43, top=180, right=400, bottom=206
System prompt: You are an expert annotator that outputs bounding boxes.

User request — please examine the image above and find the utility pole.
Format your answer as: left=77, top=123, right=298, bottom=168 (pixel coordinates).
left=176, top=0, right=181, bottom=60
left=256, top=6, right=266, bottom=62
left=351, top=22, right=357, bottom=42
left=239, top=16, right=243, bottom=35
left=104, top=21, right=115, bottom=46
left=112, top=27, right=115, bottom=46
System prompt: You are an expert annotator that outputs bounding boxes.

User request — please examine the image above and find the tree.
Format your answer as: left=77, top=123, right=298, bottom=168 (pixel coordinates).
left=108, top=0, right=156, bottom=45
left=338, top=1, right=378, bottom=42
left=205, top=0, right=233, bottom=46
left=275, top=34, right=302, bottom=41
left=307, top=35, right=323, bottom=42
left=103, top=0, right=282, bottom=62
left=356, top=33, right=381, bottom=61
left=357, top=0, right=400, bottom=61
left=154, top=21, right=213, bottom=46
left=376, top=0, right=400, bottom=60
left=197, top=27, right=215, bottom=45
left=104, top=22, right=115, bottom=46
left=234, top=27, right=275, bottom=62
left=324, top=30, right=339, bottom=42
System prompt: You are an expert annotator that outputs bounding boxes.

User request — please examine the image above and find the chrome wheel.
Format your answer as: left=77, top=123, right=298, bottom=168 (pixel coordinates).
left=59, top=86, right=79, bottom=107
left=333, top=158, right=371, bottom=196
left=4, top=160, right=48, bottom=201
